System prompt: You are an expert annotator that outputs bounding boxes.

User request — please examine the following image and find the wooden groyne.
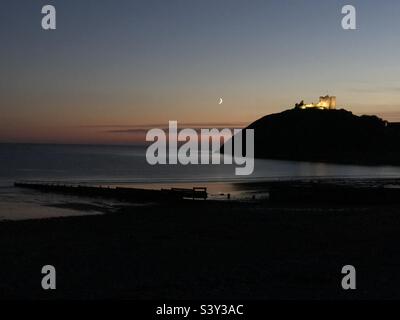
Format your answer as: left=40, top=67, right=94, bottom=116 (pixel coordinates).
left=14, top=181, right=207, bottom=202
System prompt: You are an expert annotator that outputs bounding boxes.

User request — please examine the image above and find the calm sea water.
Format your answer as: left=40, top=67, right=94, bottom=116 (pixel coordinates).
left=1, top=143, right=400, bottom=220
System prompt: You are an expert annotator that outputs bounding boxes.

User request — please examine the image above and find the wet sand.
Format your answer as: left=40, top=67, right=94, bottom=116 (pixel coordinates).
left=1, top=199, right=400, bottom=299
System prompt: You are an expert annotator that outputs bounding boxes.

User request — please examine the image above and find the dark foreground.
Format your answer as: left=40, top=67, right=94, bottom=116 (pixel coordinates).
left=1, top=200, right=400, bottom=299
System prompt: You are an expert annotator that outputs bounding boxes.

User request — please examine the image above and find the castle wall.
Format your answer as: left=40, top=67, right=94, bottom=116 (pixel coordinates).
left=299, top=95, right=337, bottom=109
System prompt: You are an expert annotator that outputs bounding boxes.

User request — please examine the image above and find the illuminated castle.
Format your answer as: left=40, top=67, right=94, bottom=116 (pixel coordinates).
left=296, top=95, right=337, bottom=110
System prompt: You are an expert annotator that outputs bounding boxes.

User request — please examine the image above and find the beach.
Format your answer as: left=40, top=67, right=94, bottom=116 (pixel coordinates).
left=1, top=197, right=400, bottom=299
left=2, top=144, right=400, bottom=299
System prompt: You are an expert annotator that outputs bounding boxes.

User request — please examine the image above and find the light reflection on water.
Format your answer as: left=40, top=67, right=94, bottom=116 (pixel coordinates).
left=1, top=144, right=400, bottom=220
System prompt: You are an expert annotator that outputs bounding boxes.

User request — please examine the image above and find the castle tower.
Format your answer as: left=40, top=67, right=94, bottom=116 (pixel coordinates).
left=318, top=95, right=331, bottom=108
left=329, top=96, right=336, bottom=109
left=317, top=95, right=336, bottom=109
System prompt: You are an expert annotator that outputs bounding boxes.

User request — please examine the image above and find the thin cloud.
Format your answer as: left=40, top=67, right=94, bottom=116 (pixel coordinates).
left=83, top=122, right=249, bottom=135
left=106, top=127, right=245, bottom=134
left=348, top=86, right=400, bottom=93
left=83, top=122, right=248, bottom=129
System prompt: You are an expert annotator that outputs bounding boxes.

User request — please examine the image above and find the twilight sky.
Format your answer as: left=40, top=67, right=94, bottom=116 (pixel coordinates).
left=1, top=0, right=400, bottom=144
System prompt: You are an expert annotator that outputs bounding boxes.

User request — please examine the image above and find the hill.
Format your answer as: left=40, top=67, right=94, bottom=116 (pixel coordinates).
left=224, top=107, right=400, bottom=165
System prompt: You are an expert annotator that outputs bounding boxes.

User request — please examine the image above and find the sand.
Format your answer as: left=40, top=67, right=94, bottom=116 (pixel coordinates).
left=1, top=199, right=400, bottom=299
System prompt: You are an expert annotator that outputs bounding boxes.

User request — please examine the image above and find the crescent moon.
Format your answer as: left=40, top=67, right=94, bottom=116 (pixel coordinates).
left=219, top=98, right=223, bottom=105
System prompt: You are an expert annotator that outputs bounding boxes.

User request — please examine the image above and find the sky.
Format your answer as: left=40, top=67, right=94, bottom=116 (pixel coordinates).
left=1, top=0, right=400, bottom=144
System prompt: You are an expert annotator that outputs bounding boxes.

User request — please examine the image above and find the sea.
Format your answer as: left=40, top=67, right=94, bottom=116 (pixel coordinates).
left=1, top=143, right=400, bottom=220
